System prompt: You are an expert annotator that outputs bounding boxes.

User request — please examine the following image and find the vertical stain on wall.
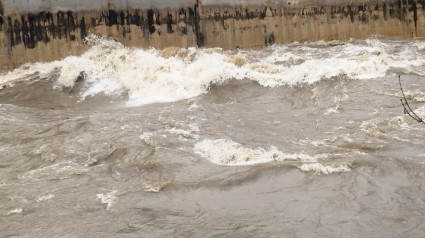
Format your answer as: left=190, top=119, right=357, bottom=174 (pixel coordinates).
left=80, top=17, right=87, bottom=39
left=194, top=0, right=204, bottom=47
left=383, top=2, right=388, bottom=20
left=409, top=0, right=418, bottom=36
left=0, top=0, right=4, bottom=31
left=108, top=10, right=118, bottom=26
left=167, top=13, right=174, bottom=34
left=147, top=9, right=156, bottom=34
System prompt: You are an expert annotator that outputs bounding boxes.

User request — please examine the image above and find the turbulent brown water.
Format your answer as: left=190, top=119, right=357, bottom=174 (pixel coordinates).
left=1, top=36, right=425, bottom=237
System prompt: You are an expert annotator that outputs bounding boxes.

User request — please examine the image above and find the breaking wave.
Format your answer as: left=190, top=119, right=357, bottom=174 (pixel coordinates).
left=194, top=139, right=351, bottom=174
left=1, top=35, right=425, bottom=106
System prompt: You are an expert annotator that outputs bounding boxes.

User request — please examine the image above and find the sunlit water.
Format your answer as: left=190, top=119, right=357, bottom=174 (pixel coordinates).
left=1, top=36, right=425, bottom=237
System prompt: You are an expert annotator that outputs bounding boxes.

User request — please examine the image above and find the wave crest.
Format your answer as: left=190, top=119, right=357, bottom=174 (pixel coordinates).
left=1, top=36, right=424, bottom=106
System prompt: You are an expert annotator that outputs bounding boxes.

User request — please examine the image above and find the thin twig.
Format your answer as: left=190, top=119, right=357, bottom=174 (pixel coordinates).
left=398, top=75, right=425, bottom=124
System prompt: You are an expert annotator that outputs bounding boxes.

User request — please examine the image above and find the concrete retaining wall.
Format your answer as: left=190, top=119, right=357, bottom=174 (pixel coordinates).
left=1, top=0, right=424, bottom=72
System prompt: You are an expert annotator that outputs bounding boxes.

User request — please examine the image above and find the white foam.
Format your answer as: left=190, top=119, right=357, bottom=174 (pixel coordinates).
left=360, top=119, right=383, bottom=136
left=97, top=190, right=118, bottom=210
left=188, top=102, right=200, bottom=110
left=140, top=132, right=155, bottom=146
left=2, top=36, right=425, bottom=106
left=167, top=123, right=200, bottom=139
left=413, top=41, right=425, bottom=50
left=140, top=132, right=153, bottom=140
left=144, top=182, right=167, bottom=193
left=194, top=139, right=327, bottom=167
left=36, top=194, right=54, bottom=202
left=415, top=105, right=425, bottom=119
left=405, top=92, right=425, bottom=102
left=298, top=163, right=351, bottom=174
left=7, top=208, right=23, bottom=215
left=168, top=128, right=195, bottom=137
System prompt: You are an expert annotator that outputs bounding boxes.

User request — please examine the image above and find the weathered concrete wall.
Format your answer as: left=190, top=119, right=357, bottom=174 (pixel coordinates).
left=0, top=0, right=424, bottom=72
left=0, top=0, right=201, bottom=71
left=200, top=0, right=423, bottom=49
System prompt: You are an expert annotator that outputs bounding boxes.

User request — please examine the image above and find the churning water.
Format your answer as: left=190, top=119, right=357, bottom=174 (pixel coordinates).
left=1, top=36, right=425, bottom=237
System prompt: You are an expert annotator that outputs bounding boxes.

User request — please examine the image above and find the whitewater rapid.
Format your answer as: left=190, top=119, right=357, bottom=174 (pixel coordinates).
left=1, top=36, right=425, bottom=237
left=2, top=35, right=425, bottom=107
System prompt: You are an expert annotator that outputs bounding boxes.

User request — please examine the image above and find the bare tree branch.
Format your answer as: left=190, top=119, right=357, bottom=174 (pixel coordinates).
left=399, top=75, right=425, bottom=124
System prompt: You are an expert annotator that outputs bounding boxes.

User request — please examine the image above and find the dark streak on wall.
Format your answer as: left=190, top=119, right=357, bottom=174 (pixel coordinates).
left=3, top=6, right=200, bottom=49
left=409, top=0, right=418, bottom=36
left=0, top=0, right=4, bottom=31
left=194, top=0, right=204, bottom=47
left=5, top=11, right=76, bottom=49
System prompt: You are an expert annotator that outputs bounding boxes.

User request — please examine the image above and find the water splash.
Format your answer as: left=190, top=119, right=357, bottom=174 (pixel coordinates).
left=1, top=35, right=425, bottom=106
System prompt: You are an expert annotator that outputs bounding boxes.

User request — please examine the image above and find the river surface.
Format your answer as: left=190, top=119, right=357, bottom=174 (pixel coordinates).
left=1, top=36, right=425, bottom=237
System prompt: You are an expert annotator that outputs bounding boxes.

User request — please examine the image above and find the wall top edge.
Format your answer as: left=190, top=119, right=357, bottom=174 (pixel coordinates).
left=1, top=0, right=196, bottom=15
left=1, top=0, right=387, bottom=15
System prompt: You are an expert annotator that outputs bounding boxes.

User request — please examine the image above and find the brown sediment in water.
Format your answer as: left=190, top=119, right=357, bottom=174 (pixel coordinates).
left=1, top=39, right=425, bottom=236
